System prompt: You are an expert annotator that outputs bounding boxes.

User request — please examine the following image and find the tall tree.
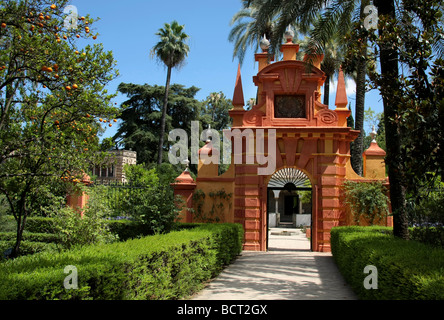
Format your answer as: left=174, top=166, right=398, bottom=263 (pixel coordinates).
left=370, top=0, right=443, bottom=238
left=0, top=0, right=119, bottom=257
left=151, top=21, right=190, bottom=165
left=372, top=0, right=408, bottom=239
left=200, top=92, right=233, bottom=131
left=115, top=83, right=201, bottom=165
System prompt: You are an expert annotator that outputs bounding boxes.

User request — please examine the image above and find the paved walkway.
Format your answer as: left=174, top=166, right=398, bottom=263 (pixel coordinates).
left=192, top=228, right=357, bottom=300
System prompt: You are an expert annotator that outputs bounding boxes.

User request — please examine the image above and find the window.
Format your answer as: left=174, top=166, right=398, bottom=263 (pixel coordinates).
left=274, top=95, right=306, bottom=118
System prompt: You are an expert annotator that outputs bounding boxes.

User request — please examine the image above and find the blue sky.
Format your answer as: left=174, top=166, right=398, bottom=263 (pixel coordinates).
left=70, top=0, right=384, bottom=139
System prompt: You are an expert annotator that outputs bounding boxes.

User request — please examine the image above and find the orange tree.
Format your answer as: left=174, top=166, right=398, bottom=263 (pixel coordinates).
left=0, top=0, right=119, bottom=258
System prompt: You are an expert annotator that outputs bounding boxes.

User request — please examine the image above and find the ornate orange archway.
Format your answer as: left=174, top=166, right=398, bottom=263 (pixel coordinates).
left=172, top=34, right=388, bottom=252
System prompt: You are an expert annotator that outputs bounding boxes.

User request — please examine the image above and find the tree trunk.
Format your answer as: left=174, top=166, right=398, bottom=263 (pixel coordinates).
left=351, top=1, right=369, bottom=177
left=351, top=55, right=366, bottom=176
left=374, top=0, right=409, bottom=239
left=323, top=74, right=330, bottom=107
left=11, top=195, right=28, bottom=259
left=157, top=66, right=172, bottom=165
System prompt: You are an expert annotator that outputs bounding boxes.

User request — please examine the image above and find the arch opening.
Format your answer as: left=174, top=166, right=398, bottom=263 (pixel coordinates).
left=266, top=168, right=313, bottom=251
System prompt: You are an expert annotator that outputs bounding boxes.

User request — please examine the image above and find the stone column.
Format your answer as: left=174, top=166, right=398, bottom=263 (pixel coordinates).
left=170, top=164, right=196, bottom=223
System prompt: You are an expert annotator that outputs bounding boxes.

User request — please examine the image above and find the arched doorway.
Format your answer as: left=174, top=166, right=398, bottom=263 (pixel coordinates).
left=266, top=168, right=312, bottom=250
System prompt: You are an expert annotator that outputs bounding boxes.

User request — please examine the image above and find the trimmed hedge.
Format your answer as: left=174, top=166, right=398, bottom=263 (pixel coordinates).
left=24, top=217, right=56, bottom=234
left=0, top=223, right=243, bottom=300
left=0, top=240, right=58, bottom=258
left=410, top=227, right=444, bottom=248
left=0, top=232, right=61, bottom=244
left=331, top=226, right=444, bottom=300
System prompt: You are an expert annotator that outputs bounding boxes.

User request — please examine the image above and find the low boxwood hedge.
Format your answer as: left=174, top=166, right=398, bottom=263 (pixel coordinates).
left=409, top=227, right=444, bottom=248
left=0, top=232, right=61, bottom=244
left=0, top=223, right=243, bottom=300
left=0, top=240, right=58, bottom=258
left=330, top=226, right=444, bottom=300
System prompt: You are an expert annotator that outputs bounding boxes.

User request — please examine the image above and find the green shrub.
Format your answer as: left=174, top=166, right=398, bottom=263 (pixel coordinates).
left=0, top=215, right=16, bottom=232
left=410, top=227, right=444, bottom=248
left=100, top=165, right=181, bottom=234
left=331, top=226, right=444, bottom=300
left=0, top=223, right=243, bottom=300
left=51, top=206, right=117, bottom=250
left=105, top=219, right=151, bottom=241
left=342, top=181, right=390, bottom=225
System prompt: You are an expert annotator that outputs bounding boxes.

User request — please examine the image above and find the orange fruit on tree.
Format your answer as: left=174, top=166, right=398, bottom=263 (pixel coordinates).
left=50, top=4, right=57, bottom=10
left=72, top=84, right=78, bottom=89
left=1, top=23, right=6, bottom=28
left=65, top=85, right=71, bottom=91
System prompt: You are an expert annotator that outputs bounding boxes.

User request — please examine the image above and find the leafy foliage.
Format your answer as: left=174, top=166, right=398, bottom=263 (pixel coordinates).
left=100, top=164, right=181, bottom=234
left=192, top=189, right=233, bottom=223
left=114, top=83, right=201, bottom=165
left=368, top=0, right=443, bottom=195
left=0, top=0, right=119, bottom=257
left=343, top=180, right=390, bottom=225
left=51, top=186, right=118, bottom=250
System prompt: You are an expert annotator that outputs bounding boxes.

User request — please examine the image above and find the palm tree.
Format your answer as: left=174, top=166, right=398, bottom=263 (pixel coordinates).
left=228, top=0, right=301, bottom=65
left=151, top=21, right=190, bottom=165
left=229, top=0, right=275, bottom=65
left=300, top=34, right=344, bottom=108
left=372, top=0, right=408, bottom=239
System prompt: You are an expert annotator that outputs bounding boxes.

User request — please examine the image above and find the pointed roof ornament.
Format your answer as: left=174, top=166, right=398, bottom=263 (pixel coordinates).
left=284, top=25, right=295, bottom=43
left=205, top=124, right=212, bottom=143
left=232, top=63, right=245, bottom=108
left=260, top=34, right=270, bottom=52
left=370, top=126, right=377, bottom=143
left=335, top=67, right=348, bottom=109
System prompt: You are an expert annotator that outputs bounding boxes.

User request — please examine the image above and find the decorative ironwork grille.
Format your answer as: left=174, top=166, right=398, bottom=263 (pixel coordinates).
left=268, top=168, right=311, bottom=189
